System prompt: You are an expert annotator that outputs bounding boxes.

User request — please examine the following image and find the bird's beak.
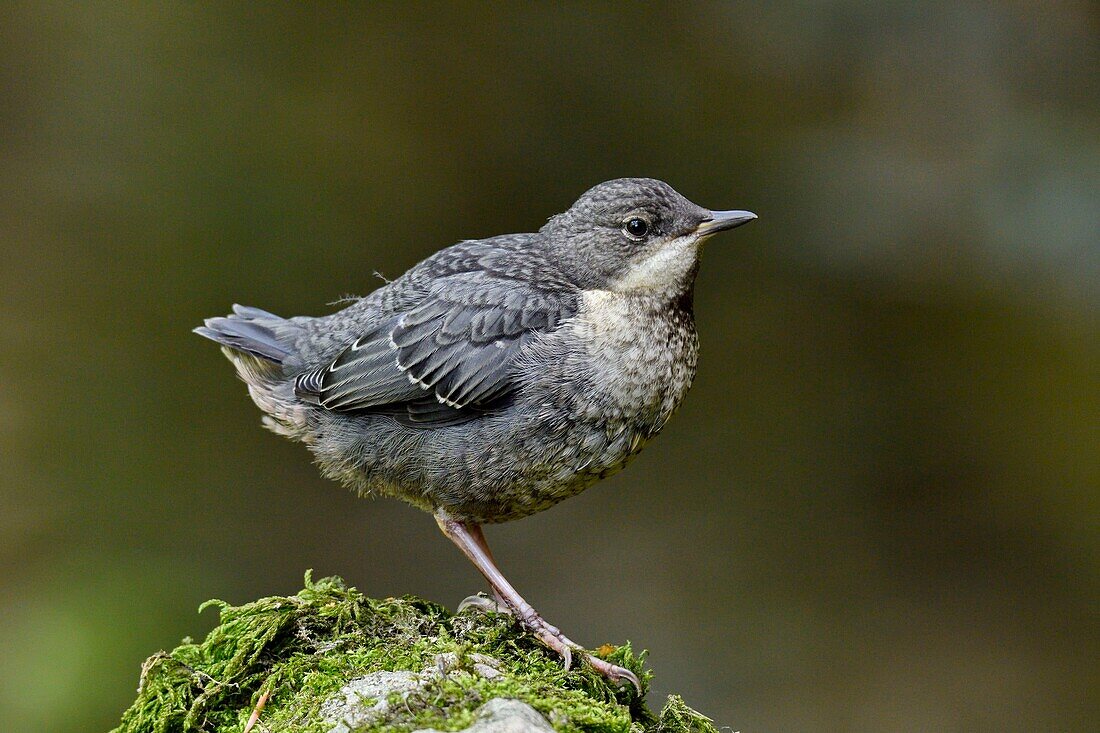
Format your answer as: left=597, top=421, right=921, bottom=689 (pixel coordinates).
left=695, top=209, right=757, bottom=237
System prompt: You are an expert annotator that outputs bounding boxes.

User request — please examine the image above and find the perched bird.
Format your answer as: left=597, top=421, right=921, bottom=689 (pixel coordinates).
left=195, top=178, right=755, bottom=689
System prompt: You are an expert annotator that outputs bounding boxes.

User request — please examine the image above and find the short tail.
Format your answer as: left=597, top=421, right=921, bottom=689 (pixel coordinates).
left=195, top=304, right=310, bottom=438
left=194, top=304, right=293, bottom=363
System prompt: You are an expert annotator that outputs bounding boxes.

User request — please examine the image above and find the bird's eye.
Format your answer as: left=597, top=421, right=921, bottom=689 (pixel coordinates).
left=623, top=217, right=650, bottom=240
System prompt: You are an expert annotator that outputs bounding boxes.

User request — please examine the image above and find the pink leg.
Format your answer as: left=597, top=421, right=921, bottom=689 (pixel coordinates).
left=435, top=510, right=641, bottom=692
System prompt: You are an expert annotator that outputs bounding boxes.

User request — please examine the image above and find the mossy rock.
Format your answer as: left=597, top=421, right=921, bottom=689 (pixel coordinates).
left=112, top=572, right=719, bottom=733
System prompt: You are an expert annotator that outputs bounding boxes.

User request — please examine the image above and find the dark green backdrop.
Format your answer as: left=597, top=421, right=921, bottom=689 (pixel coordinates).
left=1, top=4, right=1096, bottom=732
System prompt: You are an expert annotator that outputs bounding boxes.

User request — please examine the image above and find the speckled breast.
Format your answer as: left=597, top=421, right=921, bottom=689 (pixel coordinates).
left=466, top=289, right=699, bottom=522
left=567, top=289, right=700, bottom=428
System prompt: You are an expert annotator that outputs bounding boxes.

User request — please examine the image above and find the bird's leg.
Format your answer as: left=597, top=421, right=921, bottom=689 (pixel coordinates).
left=435, top=510, right=641, bottom=692
left=460, top=523, right=563, bottom=634
left=436, top=512, right=572, bottom=656
left=455, top=528, right=517, bottom=616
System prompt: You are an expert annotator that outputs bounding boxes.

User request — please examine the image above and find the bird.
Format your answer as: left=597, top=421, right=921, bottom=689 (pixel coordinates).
left=194, top=178, right=756, bottom=690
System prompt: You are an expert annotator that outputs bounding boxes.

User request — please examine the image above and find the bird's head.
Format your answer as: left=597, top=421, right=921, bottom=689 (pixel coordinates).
left=542, top=178, right=756, bottom=297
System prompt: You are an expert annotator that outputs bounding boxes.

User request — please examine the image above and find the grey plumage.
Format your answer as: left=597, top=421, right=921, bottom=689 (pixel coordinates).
left=196, top=178, right=756, bottom=688
left=195, top=304, right=292, bottom=363
left=195, top=178, right=755, bottom=524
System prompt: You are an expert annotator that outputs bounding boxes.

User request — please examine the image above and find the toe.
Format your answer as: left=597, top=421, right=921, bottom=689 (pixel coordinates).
left=583, top=653, right=642, bottom=695
left=559, top=643, right=573, bottom=672
left=457, top=593, right=510, bottom=615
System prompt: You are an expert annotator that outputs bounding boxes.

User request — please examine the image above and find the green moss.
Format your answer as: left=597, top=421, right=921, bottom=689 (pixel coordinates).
left=112, top=572, right=718, bottom=733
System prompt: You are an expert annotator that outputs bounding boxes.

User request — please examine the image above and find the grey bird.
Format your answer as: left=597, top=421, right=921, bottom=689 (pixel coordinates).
left=195, top=178, right=756, bottom=689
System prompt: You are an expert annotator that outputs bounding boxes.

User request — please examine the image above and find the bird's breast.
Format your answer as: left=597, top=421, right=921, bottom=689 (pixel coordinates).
left=558, top=289, right=699, bottom=431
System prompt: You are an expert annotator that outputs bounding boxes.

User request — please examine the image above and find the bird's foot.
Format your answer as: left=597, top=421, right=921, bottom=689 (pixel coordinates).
left=459, top=592, right=563, bottom=634
left=514, top=607, right=641, bottom=694
left=456, top=591, right=639, bottom=691
left=458, top=593, right=566, bottom=644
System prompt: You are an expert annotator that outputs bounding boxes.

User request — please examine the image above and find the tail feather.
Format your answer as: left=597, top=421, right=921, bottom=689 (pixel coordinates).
left=229, top=303, right=283, bottom=320
left=195, top=304, right=309, bottom=438
left=194, top=304, right=292, bottom=364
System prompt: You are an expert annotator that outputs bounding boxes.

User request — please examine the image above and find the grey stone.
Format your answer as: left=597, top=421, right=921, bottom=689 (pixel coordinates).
left=320, top=670, right=423, bottom=733
left=321, top=654, right=512, bottom=732
left=412, top=698, right=554, bottom=733
left=424, top=651, right=504, bottom=680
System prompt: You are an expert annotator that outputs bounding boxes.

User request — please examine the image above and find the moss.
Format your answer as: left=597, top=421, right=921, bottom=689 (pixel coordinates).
left=112, top=572, right=719, bottom=733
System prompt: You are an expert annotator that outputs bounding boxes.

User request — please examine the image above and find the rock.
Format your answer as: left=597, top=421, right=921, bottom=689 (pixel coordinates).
left=412, top=698, right=554, bottom=733
left=111, top=574, right=720, bottom=733
left=321, top=671, right=424, bottom=732
left=425, top=651, right=505, bottom=680
left=322, top=654, right=510, bottom=732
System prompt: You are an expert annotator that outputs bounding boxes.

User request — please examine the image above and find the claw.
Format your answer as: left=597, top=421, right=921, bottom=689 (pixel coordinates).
left=583, top=653, right=642, bottom=695
left=616, top=666, right=642, bottom=694
left=528, top=622, right=576, bottom=670
left=457, top=593, right=509, bottom=615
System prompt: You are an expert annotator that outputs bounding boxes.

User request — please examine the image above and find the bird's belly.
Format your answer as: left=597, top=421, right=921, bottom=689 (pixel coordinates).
left=429, top=415, right=659, bottom=524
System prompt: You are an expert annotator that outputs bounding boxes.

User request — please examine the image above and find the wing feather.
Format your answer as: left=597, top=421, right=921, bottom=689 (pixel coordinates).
left=294, top=273, right=577, bottom=423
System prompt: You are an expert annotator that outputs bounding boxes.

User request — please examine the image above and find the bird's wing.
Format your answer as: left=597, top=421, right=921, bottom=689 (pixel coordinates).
left=295, top=273, right=576, bottom=418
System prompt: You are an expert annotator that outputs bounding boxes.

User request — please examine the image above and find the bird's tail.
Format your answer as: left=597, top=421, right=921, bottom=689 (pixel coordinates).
left=194, top=304, right=309, bottom=438
left=194, top=304, right=293, bottom=364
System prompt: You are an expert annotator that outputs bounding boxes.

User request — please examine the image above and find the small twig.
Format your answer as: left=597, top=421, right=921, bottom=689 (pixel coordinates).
left=243, top=689, right=271, bottom=733
left=136, top=651, right=170, bottom=694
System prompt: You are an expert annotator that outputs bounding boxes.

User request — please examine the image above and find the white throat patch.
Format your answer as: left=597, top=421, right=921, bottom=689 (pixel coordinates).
left=608, top=236, right=700, bottom=295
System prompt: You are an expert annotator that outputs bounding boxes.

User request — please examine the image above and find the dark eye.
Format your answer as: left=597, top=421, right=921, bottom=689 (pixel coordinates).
left=623, top=217, right=650, bottom=239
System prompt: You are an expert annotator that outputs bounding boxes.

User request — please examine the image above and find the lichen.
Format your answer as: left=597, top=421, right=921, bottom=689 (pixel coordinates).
left=111, top=572, right=719, bottom=733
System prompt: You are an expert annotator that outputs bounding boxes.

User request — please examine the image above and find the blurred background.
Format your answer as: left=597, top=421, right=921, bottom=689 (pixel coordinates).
left=1, top=3, right=1096, bottom=732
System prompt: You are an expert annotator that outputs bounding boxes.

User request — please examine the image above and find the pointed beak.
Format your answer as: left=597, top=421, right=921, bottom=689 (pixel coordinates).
left=695, top=209, right=757, bottom=237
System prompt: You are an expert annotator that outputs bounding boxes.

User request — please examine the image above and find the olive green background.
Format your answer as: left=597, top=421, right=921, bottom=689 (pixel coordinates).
left=1, top=4, right=1096, bottom=732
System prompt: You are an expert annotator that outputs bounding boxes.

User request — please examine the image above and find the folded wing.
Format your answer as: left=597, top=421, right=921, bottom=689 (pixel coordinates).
left=295, top=273, right=576, bottom=423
